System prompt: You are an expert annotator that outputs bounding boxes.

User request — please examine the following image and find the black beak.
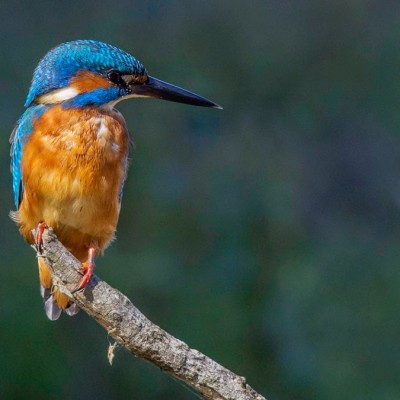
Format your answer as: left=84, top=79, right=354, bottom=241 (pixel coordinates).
left=129, top=75, right=222, bottom=109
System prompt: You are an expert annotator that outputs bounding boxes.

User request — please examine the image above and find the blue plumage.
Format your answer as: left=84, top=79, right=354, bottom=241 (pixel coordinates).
left=63, top=87, right=121, bottom=108
left=25, top=40, right=146, bottom=107
left=10, top=105, right=47, bottom=208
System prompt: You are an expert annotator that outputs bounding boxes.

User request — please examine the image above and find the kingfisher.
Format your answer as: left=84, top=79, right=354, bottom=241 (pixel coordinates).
left=10, top=40, right=220, bottom=320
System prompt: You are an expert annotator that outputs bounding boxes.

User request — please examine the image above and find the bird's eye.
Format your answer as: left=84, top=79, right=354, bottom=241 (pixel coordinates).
left=107, top=70, right=123, bottom=85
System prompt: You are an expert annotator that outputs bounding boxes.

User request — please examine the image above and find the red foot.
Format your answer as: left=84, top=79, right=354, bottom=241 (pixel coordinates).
left=72, top=243, right=96, bottom=293
left=35, top=222, right=48, bottom=254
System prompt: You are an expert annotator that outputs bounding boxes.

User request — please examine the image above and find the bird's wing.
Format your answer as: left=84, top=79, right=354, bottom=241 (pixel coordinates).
left=10, top=105, right=47, bottom=209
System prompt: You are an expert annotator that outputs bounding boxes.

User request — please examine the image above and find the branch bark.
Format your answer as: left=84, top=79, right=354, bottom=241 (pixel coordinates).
left=35, top=228, right=266, bottom=400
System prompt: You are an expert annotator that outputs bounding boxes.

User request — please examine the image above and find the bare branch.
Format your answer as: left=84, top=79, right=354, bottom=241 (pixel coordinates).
left=36, top=228, right=266, bottom=400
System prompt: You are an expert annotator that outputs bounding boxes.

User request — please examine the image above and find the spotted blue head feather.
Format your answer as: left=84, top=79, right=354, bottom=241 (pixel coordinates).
left=25, top=40, right=146, bottom=107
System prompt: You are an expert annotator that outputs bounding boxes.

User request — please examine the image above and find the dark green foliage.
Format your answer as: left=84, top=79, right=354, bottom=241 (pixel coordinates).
left=0, top=1, right=399, bottom=399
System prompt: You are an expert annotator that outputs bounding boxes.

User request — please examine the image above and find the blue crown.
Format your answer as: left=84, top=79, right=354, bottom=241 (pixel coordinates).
left=25, top=40, right=146, bottom=107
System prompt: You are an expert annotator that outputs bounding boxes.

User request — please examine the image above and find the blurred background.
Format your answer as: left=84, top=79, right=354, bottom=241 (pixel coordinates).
left=0, top=1, right=399, bottom=399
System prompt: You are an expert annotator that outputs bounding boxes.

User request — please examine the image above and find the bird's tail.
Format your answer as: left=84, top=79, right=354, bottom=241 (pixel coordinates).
left=38, top=257, right=79, bottom=320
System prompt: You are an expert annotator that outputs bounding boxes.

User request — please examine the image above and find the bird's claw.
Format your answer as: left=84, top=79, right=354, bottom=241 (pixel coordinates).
left=71, top=244, right=96, bottom=293
left=34, top=222, right=48, bottom=254
left=71, top=261, right=94, bottom=293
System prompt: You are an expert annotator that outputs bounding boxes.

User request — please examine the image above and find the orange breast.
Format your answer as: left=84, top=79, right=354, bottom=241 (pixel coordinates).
left=17, top=105, right=130, bottom=261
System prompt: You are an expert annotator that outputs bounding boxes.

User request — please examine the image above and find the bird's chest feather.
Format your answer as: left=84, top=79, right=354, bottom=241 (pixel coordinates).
left=19, top=105, right=130, bottom=245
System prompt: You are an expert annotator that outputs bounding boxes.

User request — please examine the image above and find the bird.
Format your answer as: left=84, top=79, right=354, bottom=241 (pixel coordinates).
left=10, top=39, right=220, bottom=320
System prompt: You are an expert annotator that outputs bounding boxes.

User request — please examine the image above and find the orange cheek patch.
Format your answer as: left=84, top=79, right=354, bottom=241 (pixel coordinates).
left=70, top=71, right=111, bottom=93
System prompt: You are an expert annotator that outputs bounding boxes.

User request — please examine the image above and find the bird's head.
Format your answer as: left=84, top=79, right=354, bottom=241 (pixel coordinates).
left=25, top=40, right=220, bottom=109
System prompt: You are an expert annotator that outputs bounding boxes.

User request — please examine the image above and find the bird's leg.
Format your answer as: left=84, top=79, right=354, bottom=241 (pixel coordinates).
left=72, top=243, right=96, bottom=293
left=35, top=222, right=48, bottom=254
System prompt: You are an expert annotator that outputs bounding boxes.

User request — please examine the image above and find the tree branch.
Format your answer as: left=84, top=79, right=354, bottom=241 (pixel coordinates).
left=35, top=228, right=266, bottom=400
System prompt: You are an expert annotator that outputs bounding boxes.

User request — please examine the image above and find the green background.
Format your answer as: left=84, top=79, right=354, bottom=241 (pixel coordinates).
left=0, top=1, right=399, bottom=399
